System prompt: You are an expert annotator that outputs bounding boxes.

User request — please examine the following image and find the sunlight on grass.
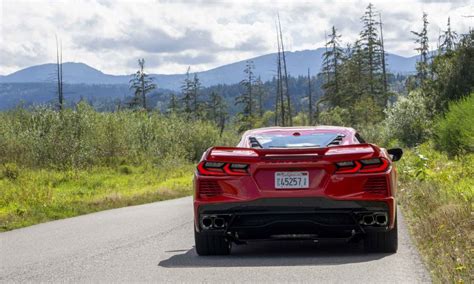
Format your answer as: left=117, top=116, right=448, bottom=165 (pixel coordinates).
left=0, top=163, right=195, bottom=231
left=398, top=143, right=473, bottom=283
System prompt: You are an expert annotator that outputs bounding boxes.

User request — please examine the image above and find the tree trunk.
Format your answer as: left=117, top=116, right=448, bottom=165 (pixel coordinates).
left=307, top=68, right=313, bottom=125
left=278, top=15, right=292, bottom=126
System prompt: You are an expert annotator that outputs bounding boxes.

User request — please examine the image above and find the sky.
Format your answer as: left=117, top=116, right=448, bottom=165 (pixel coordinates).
left=0, top=0, right=472, bottom=75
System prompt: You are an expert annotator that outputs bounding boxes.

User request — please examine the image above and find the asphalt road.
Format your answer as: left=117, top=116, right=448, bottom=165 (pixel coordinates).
left=1, top=196, right=430, bottom=283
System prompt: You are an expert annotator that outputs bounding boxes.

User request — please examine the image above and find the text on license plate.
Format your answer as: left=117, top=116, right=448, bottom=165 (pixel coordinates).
left=275, top=171, right=309, bottom=189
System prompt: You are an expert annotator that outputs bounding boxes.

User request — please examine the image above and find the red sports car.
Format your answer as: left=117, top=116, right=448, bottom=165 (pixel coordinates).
left=193, top=126, right=403, bottom=255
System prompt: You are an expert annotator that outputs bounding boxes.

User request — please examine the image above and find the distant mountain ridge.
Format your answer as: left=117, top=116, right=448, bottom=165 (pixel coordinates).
left=0, top=48, right=418, bottom=90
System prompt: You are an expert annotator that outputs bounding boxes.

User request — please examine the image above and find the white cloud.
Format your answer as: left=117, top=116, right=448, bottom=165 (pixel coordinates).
left=0, top=0, right=472, bottom=75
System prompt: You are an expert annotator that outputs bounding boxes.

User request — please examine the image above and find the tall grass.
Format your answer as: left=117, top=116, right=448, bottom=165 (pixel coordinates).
left=398, top=143, right=473, bottom=283
left=434, top=94, right=474, bottom=157
left=0, top=103, right=237, bottom=168
left=0, top=103, right=238, bottom=230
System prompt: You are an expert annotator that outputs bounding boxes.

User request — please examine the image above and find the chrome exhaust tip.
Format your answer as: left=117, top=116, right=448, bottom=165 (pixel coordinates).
left=361, top=214, right=375, bottom=225
left=201, top=216, right=213, bottom=230
left=213, top=217, right=225, bottom=229
left=374, top=213, right=388, bottom=226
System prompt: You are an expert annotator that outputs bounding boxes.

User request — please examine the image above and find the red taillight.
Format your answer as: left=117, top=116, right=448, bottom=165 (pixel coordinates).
left=197, top=162, right=225, bottom=176
left=197, top=161, right=249, bottom=176
left=359, top=158, right=389, bottom=173
left=223, top=163, right=249, bottom=176
left=335, top=158, right=389, bottom=174
left=335, top=161, right=362, bottom=173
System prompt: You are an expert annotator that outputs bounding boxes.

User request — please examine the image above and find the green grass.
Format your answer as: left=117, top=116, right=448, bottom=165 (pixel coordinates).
left=0, top=162, right=195, bottom=231
left=397, top=143, right=473, bottom=283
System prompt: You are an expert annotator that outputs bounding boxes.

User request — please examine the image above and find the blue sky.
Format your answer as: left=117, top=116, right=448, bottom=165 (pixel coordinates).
left=1, top=0, right=472, bottom=75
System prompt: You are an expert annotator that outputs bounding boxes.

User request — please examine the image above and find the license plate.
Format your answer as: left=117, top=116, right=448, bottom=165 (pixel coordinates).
left=275, top=171, right=309, bottom=189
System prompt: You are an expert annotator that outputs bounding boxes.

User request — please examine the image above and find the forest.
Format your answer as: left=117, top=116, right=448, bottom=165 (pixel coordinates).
left=0, top=4, right=472, bottom=282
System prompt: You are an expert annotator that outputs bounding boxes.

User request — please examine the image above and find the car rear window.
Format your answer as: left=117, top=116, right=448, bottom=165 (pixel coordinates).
left=250, top=133, right=340, bottom=148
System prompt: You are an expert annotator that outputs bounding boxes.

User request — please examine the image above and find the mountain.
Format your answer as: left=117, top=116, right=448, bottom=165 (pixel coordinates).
left=0, top=48, right=418, bottom=90
left=1, top=62, right=128, bottom=85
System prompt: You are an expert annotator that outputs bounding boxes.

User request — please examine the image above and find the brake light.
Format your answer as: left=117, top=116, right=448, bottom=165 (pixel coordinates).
left=224, top=163, right=249, bottom=176
left=197, top=162, right=225, bottom=176
left=335, top=158, right=389, bottom=174
left=335, top=161, right=361, bottom=173
left=197, top=161, right=249, bottom=176
left=359, top=158, right=389, bottom=173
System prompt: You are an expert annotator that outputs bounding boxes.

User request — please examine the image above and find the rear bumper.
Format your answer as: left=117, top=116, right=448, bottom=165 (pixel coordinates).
left=195, top=197, right=395, bottom=240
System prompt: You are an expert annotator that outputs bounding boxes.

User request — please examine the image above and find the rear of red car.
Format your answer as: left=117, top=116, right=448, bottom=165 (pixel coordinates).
left=193, top=127, right=402, bottom=255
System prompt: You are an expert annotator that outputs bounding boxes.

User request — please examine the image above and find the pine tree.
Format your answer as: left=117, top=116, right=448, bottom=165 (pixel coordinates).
left=181, top=67, right=193, bottom=114
left=235, top=60, right=255, bottom=118
left=208, top=91, right=228, bottom=135
left=321, top=26, right=344, bottom=106
left=254, top=76, right=266, bottom=118
left=360, top=3, right=383, bottom=97
left=167, top=94, right=180, bottom=114
left=191, top=73, right=202, bottom=117
left=439, top=17, right=458, bottom=53
left=411, top=12, right=430, bottom=83
left=129, top=58, right=156, bottom=110
left=334, top=41, right=364, bottom=109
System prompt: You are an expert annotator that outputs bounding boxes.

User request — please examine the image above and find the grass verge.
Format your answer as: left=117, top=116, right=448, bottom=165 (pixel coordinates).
left=0, top=162, right=195, bottom=231
left=398, top=143, right=473, bottom=283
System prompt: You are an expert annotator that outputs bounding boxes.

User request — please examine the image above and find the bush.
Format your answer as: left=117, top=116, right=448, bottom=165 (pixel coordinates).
left=1, top=163, right=19, bottom=180
left=0, top=103, right=238, bottom=169
left=384, top=90, right=432, bottom=147
left=118, top=165, right=133, bottom=175
left=434, top=93, right=474, bottom=156
left=398, top=144, right=473, bottom=282
left=318, top=107, right=351, bottom=126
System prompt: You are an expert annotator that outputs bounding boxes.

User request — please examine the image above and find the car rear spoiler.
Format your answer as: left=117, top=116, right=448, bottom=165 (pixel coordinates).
left=204, top=144, right=381, bottom=162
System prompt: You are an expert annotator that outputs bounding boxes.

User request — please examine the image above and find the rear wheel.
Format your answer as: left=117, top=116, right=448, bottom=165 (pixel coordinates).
left=364, top=216, right=398, bottom=253
left=194, top=228, right=231, bottom=256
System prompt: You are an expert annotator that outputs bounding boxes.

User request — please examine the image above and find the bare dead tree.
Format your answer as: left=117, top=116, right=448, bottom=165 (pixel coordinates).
left=275, top=22, right=285, bottom=126
left=278, top=14, right=292, bottom=126
left=379, top=13, right=387, bottom=94
left=307, top=68, right=313, bottom=125
left=55, top=35, right=64, bottom=111
left=274, top=40, right=279, bottom=126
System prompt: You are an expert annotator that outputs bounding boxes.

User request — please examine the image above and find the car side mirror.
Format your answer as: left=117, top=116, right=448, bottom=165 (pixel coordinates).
left=387, top=148, right=403, bottom=162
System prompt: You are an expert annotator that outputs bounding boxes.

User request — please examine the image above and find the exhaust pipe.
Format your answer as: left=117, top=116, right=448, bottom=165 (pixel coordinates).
left=361, top=214, right=375, bottom=225
left=374, top=213, right=388, bottom=226
left=201, top=216, right=213, bottom=230
left=213, top=217, right=225, bottom=229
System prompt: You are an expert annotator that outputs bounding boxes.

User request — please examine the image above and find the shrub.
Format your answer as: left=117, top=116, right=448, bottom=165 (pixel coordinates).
left=318, top=107, right=351, bottom=126
left=118, top=165, right=133, bottom=175
left=384, top=90, right=432, bottom=147
left=434, top=93, right=474, bottom=156
left=1, top=163, right=20, bottom=180
left=398, top=144, right=473, bottom=282
left=0, top=103, right=238, bottom=169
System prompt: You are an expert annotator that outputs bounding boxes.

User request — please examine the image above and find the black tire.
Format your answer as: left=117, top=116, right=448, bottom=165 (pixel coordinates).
left=194, top=228, right=231, bottom=256
left=364, top=216, right=398, bottom=253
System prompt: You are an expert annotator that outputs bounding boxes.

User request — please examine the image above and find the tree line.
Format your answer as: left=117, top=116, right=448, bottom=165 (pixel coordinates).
left=51, top=3, right=472, bottom=141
